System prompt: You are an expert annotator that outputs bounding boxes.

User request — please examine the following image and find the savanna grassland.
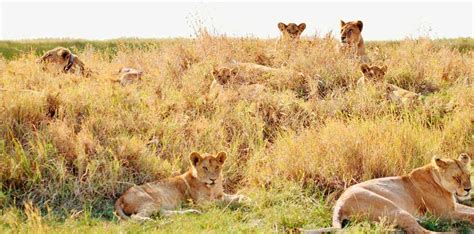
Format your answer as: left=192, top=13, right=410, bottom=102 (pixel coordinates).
left=0, top=32, right=473, bottom=233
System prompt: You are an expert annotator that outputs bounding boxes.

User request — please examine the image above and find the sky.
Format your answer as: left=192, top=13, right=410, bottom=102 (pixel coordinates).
left=0, top=1, right=472, bottom=40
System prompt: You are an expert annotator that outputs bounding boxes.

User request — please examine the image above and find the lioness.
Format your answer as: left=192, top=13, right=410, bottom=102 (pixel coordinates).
left=37, top=47, right=88, bottom=76
left=115, top=151, right=248, bottom=220
left=333, top=154, right=473, bottom=233
left=278, top=22, right=306, bottom=41
left=357, top=63, right=387, bottom=86
left=340, top=20, right=368, bottom=62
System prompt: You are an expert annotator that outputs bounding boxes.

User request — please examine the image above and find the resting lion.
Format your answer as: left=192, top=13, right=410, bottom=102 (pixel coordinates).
left=116, top=67, right=143, bottom=86
left=115, top=151, right=249, bottom=221
left=37, top=47, right=88, bottom=76
left=340, top=20, right=369, bottom=62
left=357, top=63, right=387, bottom=86
left=386, top=84, right=421, bottom=105
left=332, top=153, right=473, bottom=233
left=210, top=63, right=311, bottom=99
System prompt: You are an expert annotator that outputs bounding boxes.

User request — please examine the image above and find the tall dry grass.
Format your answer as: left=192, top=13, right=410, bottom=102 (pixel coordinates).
left=0, top=32, right=472, bottom=226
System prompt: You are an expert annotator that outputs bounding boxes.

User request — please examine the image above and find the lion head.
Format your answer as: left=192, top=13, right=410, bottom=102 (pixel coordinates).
left=340, top=20, right=363, bottom=45
left=433, top=153, right=472, bottom=198
left=39, top=47, right=72, bottom=64
left=189, top=151, right=227, bottom=187
left=360, top=64, right=387, bottom=80
left=212, top=67, right=238, bottom=85
left=278, top=22, right=306, bottom=40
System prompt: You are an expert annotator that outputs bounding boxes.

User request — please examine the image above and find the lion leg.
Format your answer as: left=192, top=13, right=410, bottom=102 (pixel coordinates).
left=338, top=190, right=430, bottom=233
left=160, top=209, right=202, bottom=217
left=222, top=193, right=250, bottom=203
left=130, top=204, right=159, bottom=221
left=449, top=209, right=474, bottom=223
left=455, top=203, right=474, bottom=213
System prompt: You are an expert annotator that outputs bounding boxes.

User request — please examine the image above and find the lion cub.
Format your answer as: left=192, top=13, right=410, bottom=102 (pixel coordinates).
left=117, top=67, right=143, bottom=86
left=277, top=22, right=306, bottom=41
left=210, top=66, right=267, bottom=101
left=357, top=64, right=387, bottom=86
left=333, top=154, right=474, bottom=233
left=211, top=63, right=309, bottom=99
left=340, top=20, right=369, bottom=62
left=115, top=151, right=248, bottom=221
left=386, top=84, right=421, bottom=105
left=37, top=47, right=88, bottom=76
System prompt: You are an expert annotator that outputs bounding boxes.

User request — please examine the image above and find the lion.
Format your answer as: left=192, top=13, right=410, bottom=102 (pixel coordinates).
left=211, top=63, right=311, bottom=99
left=277, top=22, right=306, bottom=41
left=331, top=153, right=473, bottom=233
left=116, top=67, right=143, bottom=86
left=386, top=84, right=421, bottom=105
left=357, top=63, right=387, bottom=86
left=340, top=20, right=368, bottom=62
left=210, top=66, right=267, bottom=101
left=115, top=151, right=249, bottom=221
left=37, top=47, right=88, bottom=76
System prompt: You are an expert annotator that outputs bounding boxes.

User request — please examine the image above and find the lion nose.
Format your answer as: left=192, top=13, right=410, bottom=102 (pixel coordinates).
left=210, top=178, right=216, bottom=182
left=341, top=36, right=346, bottom=41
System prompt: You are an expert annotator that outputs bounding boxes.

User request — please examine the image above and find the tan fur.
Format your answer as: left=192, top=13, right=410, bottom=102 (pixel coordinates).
left=340, top=20, right=368, bottom=62
left=37, top=47, right=89, bottom=76
left=386, top=84, right=421, bottom=105
left=278, top=22, right=306, bottom=41
left=115, top=151, right=248, bottom=221
left=210, top=66, right=268, bottom=102
left=357, top=64, right=387, bottom=86
left=333, top=154, right=473, bottom=233
left=116, top=67, right=143, bottom=86
left=211, top=63, right=309, bottom=99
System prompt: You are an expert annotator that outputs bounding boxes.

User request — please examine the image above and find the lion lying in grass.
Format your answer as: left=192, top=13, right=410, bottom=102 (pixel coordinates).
left=332, top=153, right=473, bottom=233
left=386, top=84, right=421, bottom=105
left=115, top=67, right=143, bottom=86
left=211, top=62, right=311, bottom=99
left=357, top=63, right=387, bottom=86
left=37, top=47, right=89, bottom=76
left=115, top=151, right=249, bottom=221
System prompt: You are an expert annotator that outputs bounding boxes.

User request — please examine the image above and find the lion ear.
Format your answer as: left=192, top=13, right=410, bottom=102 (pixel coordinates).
left=60, top=49, right=71, bottom=59
left=278, top=22, right=287, bottom=32
left=458, top=153, right=471, bottom=165
left=340, top=20, right=346, bottom=28
left=298, top=23, right=306, bottom=32
left=216, top=151, right=227, bottom=165
left=230, top=67, right=238, bottom=75
left=433, top=156, right=449, bottom=169
left=212, top=68, right=219, bottom=77
left=381, top=65, right=388, bottom=73
left=360, top=64, right=370, bottom=74
left=356, top=20, right=363, bottom=32
left=189, top=152, right=202, bottom=166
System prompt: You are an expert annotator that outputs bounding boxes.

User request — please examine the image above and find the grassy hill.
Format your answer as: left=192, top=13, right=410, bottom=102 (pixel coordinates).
left=0, top=34, right=473, bottom=233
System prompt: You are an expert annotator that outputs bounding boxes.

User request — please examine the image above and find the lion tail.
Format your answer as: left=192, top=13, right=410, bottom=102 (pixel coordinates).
left=114, top=197, right=129, bottom=220
left=332, top=198, right=346, bottom=229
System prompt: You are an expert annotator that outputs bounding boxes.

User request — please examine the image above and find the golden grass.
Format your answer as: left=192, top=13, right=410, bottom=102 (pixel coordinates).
left=0, top=33, right=472, bottom=231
